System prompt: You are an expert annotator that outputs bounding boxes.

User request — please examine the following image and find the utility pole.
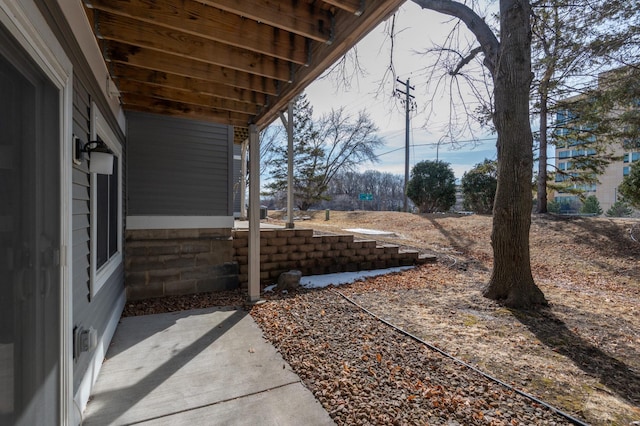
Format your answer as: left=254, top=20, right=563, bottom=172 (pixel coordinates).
left=396, top=77, right=415, bottom=212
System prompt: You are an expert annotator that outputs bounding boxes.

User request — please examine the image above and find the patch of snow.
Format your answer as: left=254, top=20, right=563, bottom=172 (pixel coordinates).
left=300, top=267, right=414, bottom=289
left=262, top=267, right=414, bottom=293
left=344, top=228, right=396, bottom=236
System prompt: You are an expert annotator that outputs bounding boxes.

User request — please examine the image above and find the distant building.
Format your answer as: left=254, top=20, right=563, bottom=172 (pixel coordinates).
left=553, top=69, right=639, bottom=213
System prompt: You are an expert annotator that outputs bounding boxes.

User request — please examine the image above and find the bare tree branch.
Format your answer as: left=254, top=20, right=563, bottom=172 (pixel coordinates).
left=450, top=46, right=483, bottom=75
left=411, top=0, right=499, bottom=73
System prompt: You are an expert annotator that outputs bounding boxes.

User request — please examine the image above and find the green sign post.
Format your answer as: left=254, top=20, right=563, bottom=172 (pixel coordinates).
left=359, top=193, right=373, bottom=210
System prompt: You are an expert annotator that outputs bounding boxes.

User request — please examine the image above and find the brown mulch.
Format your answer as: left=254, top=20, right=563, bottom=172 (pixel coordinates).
left=124, top=212, right=640, bottom=425
left=122, top=289, right=247, bottom=317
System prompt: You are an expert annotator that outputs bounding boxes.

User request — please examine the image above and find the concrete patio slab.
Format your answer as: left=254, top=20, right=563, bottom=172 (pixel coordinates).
left=83, top=307, right=334, bottom=426
left=233, top=220, right=283, bottom=229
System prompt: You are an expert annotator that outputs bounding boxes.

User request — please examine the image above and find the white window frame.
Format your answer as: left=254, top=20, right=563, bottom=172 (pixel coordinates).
left=90, top=102, right=122, bottom=297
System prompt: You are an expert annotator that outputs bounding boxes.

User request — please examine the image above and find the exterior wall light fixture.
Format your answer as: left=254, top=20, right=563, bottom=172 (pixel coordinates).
left=73, top=135, right=114, bottom=175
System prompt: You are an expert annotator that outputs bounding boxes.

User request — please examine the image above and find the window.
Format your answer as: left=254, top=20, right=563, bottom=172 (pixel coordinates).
left=577, top=183, right=597, bottom=192
left=623, top=166, right=630, bottom=176
left=90, top=104, right=122, bottom=297
left=556, top=109, right=575, bottom=125
left=624, top=153, right=629, bottom=163
left=632, top=152, right=640, bottom=162
left=96, top=152, right=119, bottom=269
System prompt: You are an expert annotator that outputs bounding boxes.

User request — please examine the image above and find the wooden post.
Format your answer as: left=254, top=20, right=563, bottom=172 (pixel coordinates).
left=248, top=124, right=260, bottom=302
left=240, top=139, right=248, bottom=220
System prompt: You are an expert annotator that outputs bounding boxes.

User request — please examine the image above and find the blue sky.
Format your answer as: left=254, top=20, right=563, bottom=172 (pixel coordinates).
left=367, top=128, right=497, bottom=179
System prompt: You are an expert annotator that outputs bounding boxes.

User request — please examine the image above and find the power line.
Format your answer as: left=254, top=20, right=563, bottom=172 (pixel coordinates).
left=376, top=137, right=496, bottom=157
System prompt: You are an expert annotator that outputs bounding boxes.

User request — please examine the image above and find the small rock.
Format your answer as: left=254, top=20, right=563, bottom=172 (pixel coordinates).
left=277, top=270, right=302, bottom=291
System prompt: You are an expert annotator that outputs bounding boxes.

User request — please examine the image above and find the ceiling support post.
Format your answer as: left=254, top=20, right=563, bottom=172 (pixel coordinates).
left=247, top=124, right=261, bottom=303
left=239, top=138, right=248, bottom=220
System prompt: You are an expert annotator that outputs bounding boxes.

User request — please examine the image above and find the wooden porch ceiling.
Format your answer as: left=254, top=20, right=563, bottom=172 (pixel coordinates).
left=83, top=0, right=405, bottom=131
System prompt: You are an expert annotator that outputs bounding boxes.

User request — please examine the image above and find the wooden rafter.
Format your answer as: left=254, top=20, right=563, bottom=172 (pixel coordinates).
left=201, top=0, right=333, bottom=43
left=117, top=80, right=263, bottom=116
left=96, top=12, right=291, bottom=82
left=85, top=0, right=309, bottom=65
left=323, top=0, right=365, bottom=15
left=110, top=65, right=269, bottom=106
left=122, top=94, right=253, bottom=127
left=104, top=41, right=280, bottom=96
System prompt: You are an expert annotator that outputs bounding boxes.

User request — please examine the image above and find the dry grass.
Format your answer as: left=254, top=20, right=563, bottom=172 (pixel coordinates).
left=265, top=210, right=640, bottom=425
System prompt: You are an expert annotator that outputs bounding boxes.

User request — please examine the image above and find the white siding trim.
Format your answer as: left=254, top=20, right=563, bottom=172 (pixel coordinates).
left=126, top=216, right=234, bottom=230
left=90, top=103, right=123, bottom=298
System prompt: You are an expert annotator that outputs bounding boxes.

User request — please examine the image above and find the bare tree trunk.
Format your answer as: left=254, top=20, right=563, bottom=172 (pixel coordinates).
left=537, top=92, right=549, bottom=213
left=412, top=0, right=547, bottom=308
left=483, top=0, right=547, bottom=307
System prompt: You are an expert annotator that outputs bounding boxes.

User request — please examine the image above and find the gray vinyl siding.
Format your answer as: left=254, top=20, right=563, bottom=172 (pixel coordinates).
left=71, top=76, right=91, bottom=325
left=71, top=74, right=125, bottom=392
left=127, top=111, right=233, bottom=216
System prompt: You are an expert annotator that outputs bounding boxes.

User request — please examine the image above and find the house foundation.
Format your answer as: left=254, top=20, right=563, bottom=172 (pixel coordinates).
left=125, top=228, right=238, bottom=300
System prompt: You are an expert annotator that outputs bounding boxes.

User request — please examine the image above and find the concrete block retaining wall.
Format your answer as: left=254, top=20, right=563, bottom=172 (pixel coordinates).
left=125, top=227, right=430, bottom=300
left=232, top=228, right=424, bottom=288
left=125, top=228, right=239, bottom=300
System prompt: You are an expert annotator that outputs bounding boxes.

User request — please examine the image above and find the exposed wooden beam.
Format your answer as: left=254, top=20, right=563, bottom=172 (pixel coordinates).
left=96, top=12, right=291, bottom=82
left=104, top=41, right=280, bottom=96
left=80, top=0, right=403, bottom=128
left=323, top=0, right=365, bottom=15
left=110, top=65, right=269, bottom=106
left=85, top=0, right=309, bottom=65
left=122, top=93, right=253, bottom=126
left=202, top=0, right=332, bottom=43
left=117, top=80, right=263, bottom=115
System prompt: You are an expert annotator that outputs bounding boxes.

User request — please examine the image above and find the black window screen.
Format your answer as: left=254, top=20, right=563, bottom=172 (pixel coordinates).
left=96, top=155, right=118, bottom=269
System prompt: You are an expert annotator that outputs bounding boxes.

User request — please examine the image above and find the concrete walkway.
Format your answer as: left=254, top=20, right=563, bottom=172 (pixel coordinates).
left=83, top=307, right=334, bottom=425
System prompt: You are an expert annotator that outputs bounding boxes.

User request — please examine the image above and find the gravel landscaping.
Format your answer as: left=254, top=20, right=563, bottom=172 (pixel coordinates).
left=252, top=287, right=580, bottom=425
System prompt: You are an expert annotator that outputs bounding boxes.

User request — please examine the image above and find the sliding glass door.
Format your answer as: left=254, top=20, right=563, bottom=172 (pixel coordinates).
left=0, top=27, right=61, bottom=426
